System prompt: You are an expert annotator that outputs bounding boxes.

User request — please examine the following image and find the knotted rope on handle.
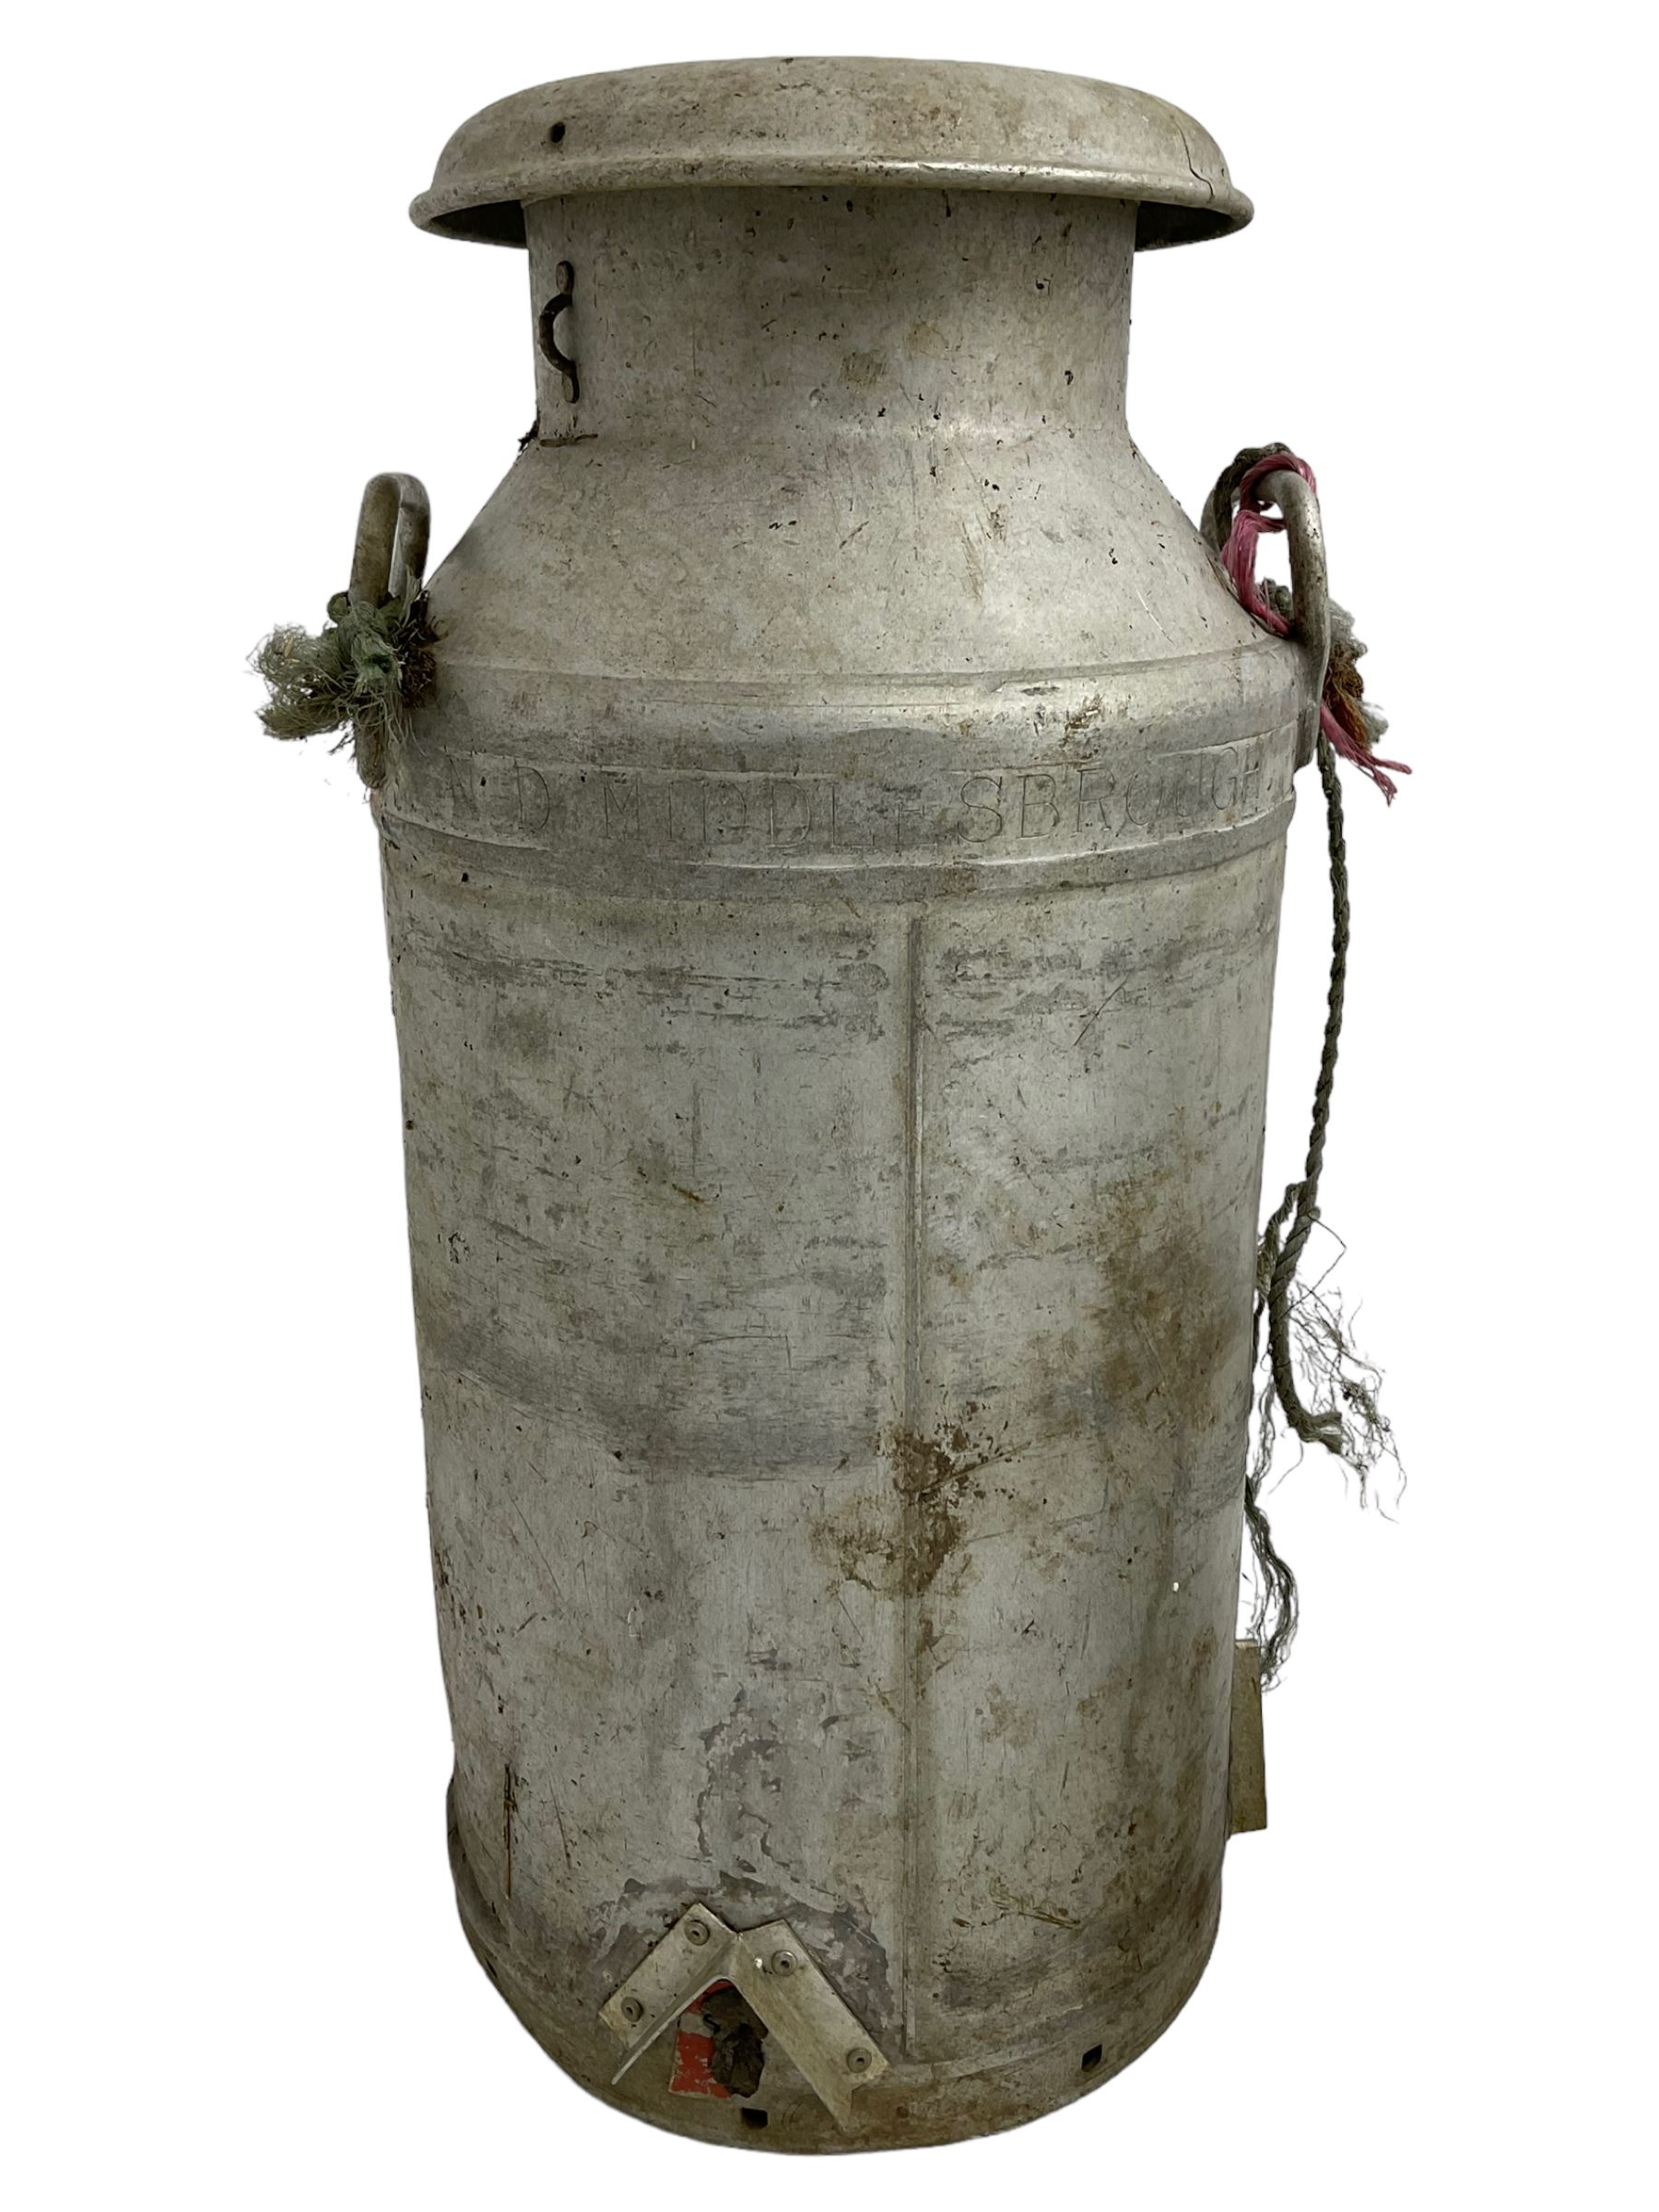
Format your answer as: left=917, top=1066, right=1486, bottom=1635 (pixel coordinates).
left=254, top=592, right=438, bottom=790
left=1206, top=446, right=1410, bottom=799
left=1204, top=445, right=1406, bottom=1684
left=252, top=475, right=437, bottom=791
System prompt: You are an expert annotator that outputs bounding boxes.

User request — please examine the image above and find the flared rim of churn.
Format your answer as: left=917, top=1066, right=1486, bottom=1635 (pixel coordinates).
left=410, top=55, right=1252, bottom=251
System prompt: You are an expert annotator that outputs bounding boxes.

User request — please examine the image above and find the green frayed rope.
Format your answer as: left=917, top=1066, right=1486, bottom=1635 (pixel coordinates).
left=253, top=591, right=437, bottom=791
left=1202, top=445, right=1404, bottom=1688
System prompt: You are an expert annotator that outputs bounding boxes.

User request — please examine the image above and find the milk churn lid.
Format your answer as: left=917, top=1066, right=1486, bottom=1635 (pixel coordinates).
left=411, top=57, right=1251, bottom=250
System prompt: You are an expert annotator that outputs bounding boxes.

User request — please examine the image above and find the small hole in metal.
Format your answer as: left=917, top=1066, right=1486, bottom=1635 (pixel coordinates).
left=739, top=2108, right=769, bottom=2130
left=548, top=121, right=566, bottom=144
left=1079, top=2044, right=1103, bottom=2074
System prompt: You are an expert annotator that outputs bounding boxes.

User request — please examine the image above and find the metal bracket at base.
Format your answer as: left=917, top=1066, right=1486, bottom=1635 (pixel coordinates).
left=1228, top=1639, right=1268, bottom=1834
left=600, top=1905, right=888, bottom=2130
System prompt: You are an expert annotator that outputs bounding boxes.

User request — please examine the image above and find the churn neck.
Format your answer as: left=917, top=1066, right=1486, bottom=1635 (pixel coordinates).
left=521, top=186, right=1135, bottom=447
left=409, top=60, right=1250, bottom=450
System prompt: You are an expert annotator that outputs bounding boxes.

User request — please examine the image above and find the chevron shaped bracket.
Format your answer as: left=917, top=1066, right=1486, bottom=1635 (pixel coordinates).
left=600, top=1904, right=888, bottom=2130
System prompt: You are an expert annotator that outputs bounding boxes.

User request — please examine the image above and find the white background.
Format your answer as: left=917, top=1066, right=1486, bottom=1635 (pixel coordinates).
left=6, top=3, right=1651, bottom=2205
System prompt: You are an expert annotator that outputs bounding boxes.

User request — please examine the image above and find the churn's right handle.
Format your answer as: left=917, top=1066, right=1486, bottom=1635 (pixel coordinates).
left=1254, top=465, right=1332, bottom=771
left=350, top=472, right=431, bottom=608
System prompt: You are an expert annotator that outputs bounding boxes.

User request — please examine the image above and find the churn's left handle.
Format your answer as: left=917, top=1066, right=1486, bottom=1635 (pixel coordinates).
left=350, top=472, right=431, bottom=607
left=1253, top=466, right=1331, bottom=770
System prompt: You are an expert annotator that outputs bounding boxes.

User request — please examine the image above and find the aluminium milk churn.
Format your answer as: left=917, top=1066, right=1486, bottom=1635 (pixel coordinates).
left=362, top=58, right=1324, bottom=2151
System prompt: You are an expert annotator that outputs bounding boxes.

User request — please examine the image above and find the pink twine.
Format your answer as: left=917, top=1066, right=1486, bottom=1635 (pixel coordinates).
left=1222, top=453, right=1410, bottom=802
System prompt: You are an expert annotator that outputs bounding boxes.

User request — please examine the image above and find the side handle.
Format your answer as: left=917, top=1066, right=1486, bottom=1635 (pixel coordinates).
left=349, top=472, right=431, bottom=608
left=1254, top=465, right=1331, bottom=770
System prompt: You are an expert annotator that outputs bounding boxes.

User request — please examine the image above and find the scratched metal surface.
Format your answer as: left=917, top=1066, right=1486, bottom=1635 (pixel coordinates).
left=377, top=77, right=1309, bottom=2150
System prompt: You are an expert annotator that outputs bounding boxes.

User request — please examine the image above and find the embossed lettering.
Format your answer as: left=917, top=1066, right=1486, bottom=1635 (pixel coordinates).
left=890, top=787, right=927, bottom=853
left=443, top=749, right=481, bottom=826
left=1076, top=762, right=1119, bottom=838
left=955, top=773, right=1005, bottom=841
left=706, top=779, right=750, bottom=843
left=769, top=779, right=817, bottom=844
left=400, top=724, right=1290, bottom=869
left=666, top=780, right=708, bottom=844
left=1233, top=738, right=1265, bottom=815
left=1121, top=761, right=1160, bottom=830
left=601, top=776, right=641, bottom=840
left=515, top=764, right=551, bottom=834
left=1019, top=772, right=1062, bottom=839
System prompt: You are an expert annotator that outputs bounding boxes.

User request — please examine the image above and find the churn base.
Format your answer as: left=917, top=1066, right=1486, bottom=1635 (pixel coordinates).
left=447, top=1798, right=1224, bottom=2155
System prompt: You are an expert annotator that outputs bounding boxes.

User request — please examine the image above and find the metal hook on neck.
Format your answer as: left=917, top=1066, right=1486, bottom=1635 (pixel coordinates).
left=537, top=262, right=581, bottom=405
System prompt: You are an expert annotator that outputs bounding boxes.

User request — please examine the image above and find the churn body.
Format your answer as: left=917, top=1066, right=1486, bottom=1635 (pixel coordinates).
left=379, top=60, right=1310, bottom=2149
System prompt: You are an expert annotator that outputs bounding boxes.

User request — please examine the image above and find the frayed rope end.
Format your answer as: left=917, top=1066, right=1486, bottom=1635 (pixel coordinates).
left=1246, top=1200, right=1404, bottom=1685
left=1203, top=445, right=1406, bottom=1684
left=252, top=591, right=437, bottom=791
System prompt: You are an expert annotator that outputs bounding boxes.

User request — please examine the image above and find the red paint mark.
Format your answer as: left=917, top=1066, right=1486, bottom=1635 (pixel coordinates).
left=669, top=1982, right=731, bottom=2100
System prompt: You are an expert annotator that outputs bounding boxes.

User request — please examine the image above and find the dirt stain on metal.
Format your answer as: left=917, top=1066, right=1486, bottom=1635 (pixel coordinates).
left=809, top=1419, right=1014, bottom=1598
left=892, top=1424, right=988, bottom=1590
left=841, top=348, right=888, bottom=386
left=1087, top=1161, right=1238, bottom=1447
